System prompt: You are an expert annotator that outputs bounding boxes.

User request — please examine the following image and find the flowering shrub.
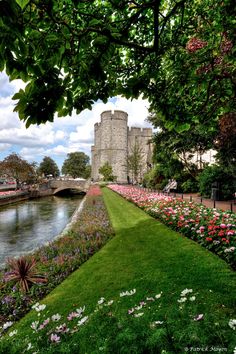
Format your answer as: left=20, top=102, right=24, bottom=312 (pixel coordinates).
left=0, top=288, right=235, bottom=353
left=108, top=185, right=236, bottom=269
left=0, top=185, right=114, bottom=327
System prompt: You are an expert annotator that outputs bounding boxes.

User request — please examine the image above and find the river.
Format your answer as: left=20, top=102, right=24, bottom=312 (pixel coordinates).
left=0, top=195, right=83, bottom=268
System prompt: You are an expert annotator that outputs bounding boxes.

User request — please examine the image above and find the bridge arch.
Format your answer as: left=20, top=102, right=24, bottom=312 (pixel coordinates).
left=49, top=179, right=90, bottom=195
left=53, top=187, right=86, bottom=195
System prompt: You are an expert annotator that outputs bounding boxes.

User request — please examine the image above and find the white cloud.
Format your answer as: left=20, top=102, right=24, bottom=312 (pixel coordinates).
left=0, top=71, right=152, bottom=169
left=0, top=143, right=11, bottom=152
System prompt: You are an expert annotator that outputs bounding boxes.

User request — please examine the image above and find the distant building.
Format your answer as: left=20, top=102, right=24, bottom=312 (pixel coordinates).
left=91, top=110, right=153, bottom=183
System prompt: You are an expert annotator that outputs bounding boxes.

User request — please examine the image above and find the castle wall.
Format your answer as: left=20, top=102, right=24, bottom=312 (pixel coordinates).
left=128, top=127, right=153, bottom=182
left=91, top=110, right=153, bottom=183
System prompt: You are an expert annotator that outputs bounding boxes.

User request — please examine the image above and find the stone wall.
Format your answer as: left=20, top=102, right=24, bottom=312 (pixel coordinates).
left=91, top=110, right=153, bottom=183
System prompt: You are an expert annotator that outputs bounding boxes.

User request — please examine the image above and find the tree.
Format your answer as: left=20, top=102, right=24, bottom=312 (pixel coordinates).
left=0, top=153, right=36, bottom=188
left=127, top=141, right=144, bottom=184
left=62, top=152, right=90, bottom=178
left=1, top=0, right=235, bottom=135
left=38, top=156, right=60, bottom=177
left=214, top=112, right=236, bottom=175
left=98, top=162, right=115, bottom=181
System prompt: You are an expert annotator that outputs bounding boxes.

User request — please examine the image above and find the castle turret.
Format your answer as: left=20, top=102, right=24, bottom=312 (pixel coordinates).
left=99, top=110, right=128, bottom=183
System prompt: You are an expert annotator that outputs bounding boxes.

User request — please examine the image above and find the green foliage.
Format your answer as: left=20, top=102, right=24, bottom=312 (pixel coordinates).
left=142, top=164, right=164, bottom=189
left=4, top=257, right=47, bottom=293
left=127, top=142, right=144, bottom=183
left=61, top=152, right=90, bottom=178
left=180, top=178, right=199, bottom=193
left=38, top=156, right=60, bottom=178
left=198, top=164, right=236, bottom=200
left=0, top=0, right=234, bottom=134
left=98, top=162, right=116, bottom=181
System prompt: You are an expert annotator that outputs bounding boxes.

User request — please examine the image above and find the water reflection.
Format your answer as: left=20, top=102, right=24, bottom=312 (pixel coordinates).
left=0, top=195, right=83, bottom=267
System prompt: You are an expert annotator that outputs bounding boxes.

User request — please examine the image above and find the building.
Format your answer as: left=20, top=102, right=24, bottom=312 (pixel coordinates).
left=91, top=110, right=153, bottom=183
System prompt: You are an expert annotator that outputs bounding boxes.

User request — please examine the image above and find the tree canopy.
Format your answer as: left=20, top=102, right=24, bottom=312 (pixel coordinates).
left=38, top=156, right=60, bottom=177
left=62, top=152, right=90, bottom=178
left=0, top=153, right=36, bottom=187
left=98, top=162, right=115, bottom=181
left=1, top=0, right=235, bottom=133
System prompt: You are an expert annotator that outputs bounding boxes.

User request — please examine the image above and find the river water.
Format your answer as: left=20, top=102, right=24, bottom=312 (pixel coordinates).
left=0, top=195, right=83, bottom=268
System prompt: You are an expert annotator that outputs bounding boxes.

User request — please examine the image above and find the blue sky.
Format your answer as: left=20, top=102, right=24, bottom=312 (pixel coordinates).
left=0, top=72, right=152, bottom=171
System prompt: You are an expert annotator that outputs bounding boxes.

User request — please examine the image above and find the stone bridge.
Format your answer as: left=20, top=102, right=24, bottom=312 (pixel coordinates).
left=49, top=179, right=91, bottom=195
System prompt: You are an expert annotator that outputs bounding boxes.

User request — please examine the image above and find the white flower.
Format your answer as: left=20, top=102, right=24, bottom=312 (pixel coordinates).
left=229, top=319, right=236, bottom=330
left=189, top=296, right=196, bottom=301
left=233, top=346, right=236, bottom=354
left=32, top=302, right=40, bottom=309
left=32, top=303, right=46, bottom=312
left=26, top=343, right=33, bottom=351
left=9, top=330, right=17, bottom=337
left=146, top=297, right=155, bottom=301
left=107, top=300, right=114, bottom=306
left=155, top=292, right=162, bottom=299
left=30, top=321, right=39, bottom=331
left=180, top=288, right=193, bottom=297
left=78, top=316, right=88, bottom=326
left=98, top=297, right=105, bottom=305
left=120, top=289, right=136, bottom=297
left=3, top=321, right=13, bottom=330
left=51, top=314, right=61, bottom=322
left=134, top=312, right=144, bottom=317
left=76, top=306, right=85, bottom=317
left=150, top=320, right=164, bottom=328
left=177, top=297, right=187, bottom=303
left=135, top=305, right=143, bottom=310
left=36, top=304, right=46, bottom=312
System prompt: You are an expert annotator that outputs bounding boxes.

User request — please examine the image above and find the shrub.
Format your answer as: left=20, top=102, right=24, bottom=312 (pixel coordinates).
left=198, top=165, right=235, bottom=200
left=180, top=178, right=199, bottom=193
left=4, top=257, right=47, bottom=293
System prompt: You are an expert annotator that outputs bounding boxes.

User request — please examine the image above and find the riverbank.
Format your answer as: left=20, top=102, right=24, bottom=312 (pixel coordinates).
left=0, top=188, right=54, bottom=206
left=0, top=185, right=114, bottom=330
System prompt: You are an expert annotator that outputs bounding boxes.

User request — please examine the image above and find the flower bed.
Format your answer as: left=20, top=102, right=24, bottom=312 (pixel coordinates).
left=0, top=190, right=25, bottom=199
left=108, top=185, right=236, bottom=269
left=0, top=185, right=114, bottom=330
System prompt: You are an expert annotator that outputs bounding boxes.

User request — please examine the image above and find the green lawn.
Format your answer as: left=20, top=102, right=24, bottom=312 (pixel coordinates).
left=1, top=188, right=236, bottom=353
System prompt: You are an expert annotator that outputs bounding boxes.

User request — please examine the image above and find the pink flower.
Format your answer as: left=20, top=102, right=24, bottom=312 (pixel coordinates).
left=50, top=333, right=60, bottom=343
left=193, top=314, right=204, bottom=321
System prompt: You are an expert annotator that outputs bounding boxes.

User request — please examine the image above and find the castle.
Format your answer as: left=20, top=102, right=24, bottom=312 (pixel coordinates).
left=91, top=110, right=153, bottom=183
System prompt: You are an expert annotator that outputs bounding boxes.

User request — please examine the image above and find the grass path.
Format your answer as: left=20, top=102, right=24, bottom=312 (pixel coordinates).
left=2, top=188, right=236, bottom=353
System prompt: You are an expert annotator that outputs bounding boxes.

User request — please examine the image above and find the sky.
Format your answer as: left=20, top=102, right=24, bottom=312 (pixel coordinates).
left=0, top=72, right=152, bottom=171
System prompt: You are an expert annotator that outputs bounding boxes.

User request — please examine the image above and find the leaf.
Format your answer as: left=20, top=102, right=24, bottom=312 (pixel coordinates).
left=175, top=123, right=191, bottom=133
left=89, top=19, right=101, bottom=26
left=93, top=36, right=108, bottom=46
left=15, top=0, right=30, bottom=10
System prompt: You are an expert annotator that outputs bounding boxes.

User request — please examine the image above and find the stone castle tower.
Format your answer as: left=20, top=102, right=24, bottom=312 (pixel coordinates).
left=91, top=110, right=153, bottom=183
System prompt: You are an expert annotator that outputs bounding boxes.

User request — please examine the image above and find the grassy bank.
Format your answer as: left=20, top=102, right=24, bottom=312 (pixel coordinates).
left=0, top=187, right=235, bottom=353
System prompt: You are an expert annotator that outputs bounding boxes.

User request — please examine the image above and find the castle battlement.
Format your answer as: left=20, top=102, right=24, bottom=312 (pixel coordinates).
left=94, top=122, right=101, bottom=129
left=128, top=127, right=152, bottom=136
left=101, top=110, right=128, bottom=122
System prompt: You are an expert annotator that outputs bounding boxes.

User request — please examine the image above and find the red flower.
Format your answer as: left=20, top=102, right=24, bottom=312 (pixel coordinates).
left=206, top=237, right=213, bottom=242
